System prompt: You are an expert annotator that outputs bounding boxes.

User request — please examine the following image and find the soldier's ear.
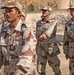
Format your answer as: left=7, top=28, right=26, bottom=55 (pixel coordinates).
left=18, top=10, right=21, bottom=15
left=17, top=10, right=21, bottom=17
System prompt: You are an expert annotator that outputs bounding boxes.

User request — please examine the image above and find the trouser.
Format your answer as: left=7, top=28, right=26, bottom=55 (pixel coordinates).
left=69, top=59, right=74, bottom=75
left=37, top=55, right=61, bottom=75
left=4, top=58, right=18, bottom=75
left=4, top=58, right=37, bottom=75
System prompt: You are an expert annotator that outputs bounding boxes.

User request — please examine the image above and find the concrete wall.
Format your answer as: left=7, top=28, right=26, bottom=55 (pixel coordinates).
left=58, top=0, right=70, bottom=9
left=26, top=0, right=70, bottom=11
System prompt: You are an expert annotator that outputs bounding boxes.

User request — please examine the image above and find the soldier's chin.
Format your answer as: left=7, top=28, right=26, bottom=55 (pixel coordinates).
left=7, top=19, right=14, bottom=22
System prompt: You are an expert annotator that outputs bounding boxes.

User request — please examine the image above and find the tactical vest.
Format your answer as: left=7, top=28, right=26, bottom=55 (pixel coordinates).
left=66, top=21, right=74, bottom=39
left=36, top=20, right=56, bottom=43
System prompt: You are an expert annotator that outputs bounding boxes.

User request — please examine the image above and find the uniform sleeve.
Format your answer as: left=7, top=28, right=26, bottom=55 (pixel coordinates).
left=21, top=28, right=37, bottom=55
left=63, top=25, right=69, bottom=55
left=17, top=28, right=36, bottom=74
left=17, top=28, right=37, bottom=70
left=44, top=21, right=57, bottom=38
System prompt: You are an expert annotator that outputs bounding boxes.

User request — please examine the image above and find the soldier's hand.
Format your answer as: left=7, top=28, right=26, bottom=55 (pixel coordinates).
left=39, top=34, right=47, bottom=40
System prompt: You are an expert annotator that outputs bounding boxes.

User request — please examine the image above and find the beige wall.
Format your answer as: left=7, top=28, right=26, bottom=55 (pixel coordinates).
left=58, top=0, right=70, bottom=9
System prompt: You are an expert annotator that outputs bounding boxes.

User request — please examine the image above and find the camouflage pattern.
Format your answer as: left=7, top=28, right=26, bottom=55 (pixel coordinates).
left=0, top=19, right=37, bottom=75
left=69, top=59, right=74, bottom=75
left=0, top=20, right=9, bottom=75
left=63, top=19, right=74, bottom=57
left=1, top=20, right=10, bottom=33
left=63, top=19, right=74, bottom=75
left=36, top=19, right=61, bottom=75
left=2, top=20, right=9, bottom=29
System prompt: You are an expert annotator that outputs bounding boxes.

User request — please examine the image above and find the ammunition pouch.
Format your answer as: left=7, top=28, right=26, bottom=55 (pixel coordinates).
left=47, top=43, right=59, bottom=55
left=47, top=43, right=54, bottom=55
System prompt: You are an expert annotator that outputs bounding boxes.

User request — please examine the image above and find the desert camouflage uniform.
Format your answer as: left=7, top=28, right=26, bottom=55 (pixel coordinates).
left=63, top=19, right=74, bottom=75
left=0, top=19, right=10, bottom=75
left=2, top=20, right=9, bottom=29
left=0, top=19, right=37, bottom=75
left=0, top=44, right=3, bottom=75
left=36, top=19, right=61, bottom=75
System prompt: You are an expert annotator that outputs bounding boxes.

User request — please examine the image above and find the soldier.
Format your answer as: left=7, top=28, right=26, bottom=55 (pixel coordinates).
left=63, top=3, right=74, bottom=75
left=1, top=0, right=37, bottom=75
left=20, top=12, right=26, bottom=22
left=36, top=6, right=61, bottom=75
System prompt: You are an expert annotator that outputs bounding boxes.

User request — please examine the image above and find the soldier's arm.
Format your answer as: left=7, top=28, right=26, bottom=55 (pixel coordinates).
left=17, top=28, right=37, bottom=70
left=21, top=28, right=37, bottom=58
left=63, top=25, right=69, bottom=55
left=44, top=21, right=57, bottom=38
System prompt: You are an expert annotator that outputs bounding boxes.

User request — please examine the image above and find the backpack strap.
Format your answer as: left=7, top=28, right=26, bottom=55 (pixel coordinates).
left=21, top=23, right=27, bottom=45
left=21, top=23, right=27, bottom=32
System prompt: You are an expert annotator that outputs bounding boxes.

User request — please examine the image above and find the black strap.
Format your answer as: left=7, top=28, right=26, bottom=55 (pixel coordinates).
left=21, top=23, right=27, bottom=32
left=21, top=23, right=27, bottom=45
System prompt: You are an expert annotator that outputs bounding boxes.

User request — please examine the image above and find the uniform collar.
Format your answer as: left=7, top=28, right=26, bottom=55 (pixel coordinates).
left=15, top=19, right=23, bottom=31
left=7, top=19, right=23, bottom=35
left=9, top=19, right=23, bottom=31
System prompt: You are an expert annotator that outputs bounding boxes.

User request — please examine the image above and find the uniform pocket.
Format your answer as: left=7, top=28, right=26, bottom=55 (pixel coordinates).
left=47, top=43, right=54, bottom=55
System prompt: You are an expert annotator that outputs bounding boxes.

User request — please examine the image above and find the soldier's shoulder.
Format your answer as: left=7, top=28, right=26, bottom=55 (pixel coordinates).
left=49, top=19, right=57, bottom=26
left=36, top=20, right=41, bottom=23
left=66, top=19, right=72, bottom=26
left=2, top=25, right=10, bottom=32
left=23, top=27, right=33, bottom=33
left=50, top=19, right=57, bottom=23
left=23, top=27, right=35, bottom=38
left=36, top=20, right=42, bottom=25
left=2, top=20, right=10, bottom=28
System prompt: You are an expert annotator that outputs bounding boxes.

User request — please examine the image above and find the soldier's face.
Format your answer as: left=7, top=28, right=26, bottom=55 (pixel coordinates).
left=70, top=8, right=74, bottom=17
left=5, top=8, right=20, bottom=22
left=42, top=10, right=51, bottom=17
